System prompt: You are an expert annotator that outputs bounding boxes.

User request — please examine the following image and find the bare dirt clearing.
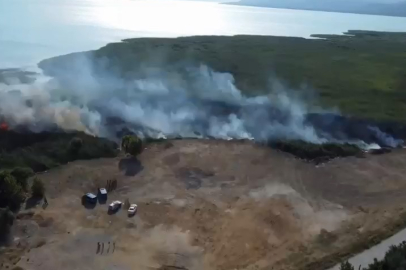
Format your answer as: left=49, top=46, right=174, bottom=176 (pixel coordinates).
left=3, top=140, right=406, bottom=270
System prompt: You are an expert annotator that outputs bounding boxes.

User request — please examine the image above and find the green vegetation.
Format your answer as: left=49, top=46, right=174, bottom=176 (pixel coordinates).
left=121, top=135, right=144, bottom=156
left=273, top=140, right=363, bottom=161
left=340, top=241, right=406, bottom=270
left=68, top=137, right=83, bottom=155
left=10, top=167, right=34, bottom=191
left=37, top=31, right=406, bottom=159
left=31, top=178, right=45, bottom=199
left=0, top=167, right=39, bottom=211
left=49, top=31, right=403, bottom=122
left=0, top=171, right=26, bottom=211
left=0, top=130, right=117, bottom=238
left=340, top=261, right=355, bottom=270
left=0, top=130, right=118, bottom=172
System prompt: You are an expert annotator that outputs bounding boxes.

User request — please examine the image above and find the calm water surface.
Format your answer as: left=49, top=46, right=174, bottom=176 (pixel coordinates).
left=1, top=0, right=406, bottom=68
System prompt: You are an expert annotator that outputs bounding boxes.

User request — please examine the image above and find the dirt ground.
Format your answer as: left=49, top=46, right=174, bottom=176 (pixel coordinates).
left=3, top=140, right=406, bottom=270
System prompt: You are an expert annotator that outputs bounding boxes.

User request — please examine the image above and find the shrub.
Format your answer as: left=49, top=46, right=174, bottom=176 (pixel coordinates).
left=340, top=261, right=355, bottom=270
left=68, top=137, right=83, bottom=154
left=0, top=171, right=26, bottom=211
left=0, top=208, right=15, bottom=241
left=10, top=167, right=34, bottom=191
left=272, top=140, right=362, bottom=162
left=0, top=129, right=118, bottom=173
left=340, top=241, right=406, bottom=270
left=31, top=178, right=45, bottom=199
left=121, top=135, right=143, bottom=156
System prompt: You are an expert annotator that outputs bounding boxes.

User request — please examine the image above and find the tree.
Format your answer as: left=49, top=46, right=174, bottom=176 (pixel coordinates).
left=0, top=171, right=26, bottom=211
left=340, top=261, right=355, bottom=270
left=31, top=177, right=45, bottom=198
left=10, top=167, right=34, bottom=191
left=0, top=208, right=15, bottom=241
left=121, top=135, right=143, bottom=156
left=68, top=137, right=83, bottom=154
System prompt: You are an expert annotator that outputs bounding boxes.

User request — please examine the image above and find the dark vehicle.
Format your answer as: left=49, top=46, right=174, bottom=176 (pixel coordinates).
left=84, top=193, right=97, bottom=204
left=98, top=188, right=108, bottom=202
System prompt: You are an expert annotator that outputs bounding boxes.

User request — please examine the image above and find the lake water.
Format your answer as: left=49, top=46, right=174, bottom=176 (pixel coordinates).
left=1, top=0, right=406, bottom=68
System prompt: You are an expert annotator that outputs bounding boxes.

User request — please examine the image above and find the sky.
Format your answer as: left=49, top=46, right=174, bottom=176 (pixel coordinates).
left=188, top=0, right=406, bottom=2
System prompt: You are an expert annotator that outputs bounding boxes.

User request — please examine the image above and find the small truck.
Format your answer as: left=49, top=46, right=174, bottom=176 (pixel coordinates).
left=98, top=188, right=108, bottom=202
left=108, top=200, right=122, bottom=212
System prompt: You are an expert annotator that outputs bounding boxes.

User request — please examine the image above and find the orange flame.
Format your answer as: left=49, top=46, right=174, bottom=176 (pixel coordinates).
left=0, top=122, right=8, bottom=131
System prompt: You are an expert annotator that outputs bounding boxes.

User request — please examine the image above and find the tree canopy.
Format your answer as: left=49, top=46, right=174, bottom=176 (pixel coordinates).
left=0, top=171, right=26, bottom=211
left=121, top=135, right=144, bottom=156
left=10, top=167, right=34, bottom=191
left=340, top=241, right=406, bottom=270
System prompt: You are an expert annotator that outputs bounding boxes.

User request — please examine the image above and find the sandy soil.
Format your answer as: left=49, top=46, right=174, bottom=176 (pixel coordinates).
left=2, top=140, right=406, bottom=270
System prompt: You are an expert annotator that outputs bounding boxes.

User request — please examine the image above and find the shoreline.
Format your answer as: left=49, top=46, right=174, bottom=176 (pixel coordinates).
left=225, top=2, right=406, bottom=19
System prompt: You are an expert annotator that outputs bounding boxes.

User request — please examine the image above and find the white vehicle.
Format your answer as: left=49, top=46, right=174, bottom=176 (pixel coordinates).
left=108, top=200, right=122, bottom=212
left=128, top=204, right=138, bottom=215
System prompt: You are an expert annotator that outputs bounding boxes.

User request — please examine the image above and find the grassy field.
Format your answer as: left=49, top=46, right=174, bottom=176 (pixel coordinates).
left=74, top=30, right=405, bottom=122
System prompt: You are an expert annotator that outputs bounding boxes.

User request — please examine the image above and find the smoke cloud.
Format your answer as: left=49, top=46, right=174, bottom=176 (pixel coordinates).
left=0, top=53, right=403, bottom=149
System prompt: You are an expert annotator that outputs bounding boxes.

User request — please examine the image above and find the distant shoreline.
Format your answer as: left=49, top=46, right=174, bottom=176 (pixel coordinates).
left=225, top=2, right=406, bottom=19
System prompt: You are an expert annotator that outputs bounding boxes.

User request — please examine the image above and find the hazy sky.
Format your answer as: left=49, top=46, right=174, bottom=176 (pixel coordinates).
left=187, top=0, right=405, bottom=2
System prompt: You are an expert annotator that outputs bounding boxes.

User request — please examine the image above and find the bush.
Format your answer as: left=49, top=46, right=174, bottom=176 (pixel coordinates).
left=272, top=140, right=362, bottom=162
left=0, top=208, right=15, bottom=241
left=0, top=171, right=26, bottom=211
left=121, top=135, right=143, bottom=156
left=31, top=178, right=45, bottom=198
left=10, top=167, right=34, bottom=191
left=68, top=137, right=83, bottom=154
left=0, top=129, right=118, bottom=172
left=340, top=261, right=355, bottom=270
left=340, top=241, right=406, bottom=270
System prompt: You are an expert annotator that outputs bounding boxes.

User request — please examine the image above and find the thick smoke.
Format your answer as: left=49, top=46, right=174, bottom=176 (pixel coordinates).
left=0, top=53, right=403, bottom=148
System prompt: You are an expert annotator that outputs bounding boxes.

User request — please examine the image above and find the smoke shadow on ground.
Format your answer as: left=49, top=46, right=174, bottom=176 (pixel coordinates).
left=25, top=196, right=42, bottom=210
left=118, top=157, right=144, bottom=176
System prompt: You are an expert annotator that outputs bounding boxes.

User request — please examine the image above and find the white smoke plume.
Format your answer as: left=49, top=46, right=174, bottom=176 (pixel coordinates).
left=0, top=53, right=403, bottom=149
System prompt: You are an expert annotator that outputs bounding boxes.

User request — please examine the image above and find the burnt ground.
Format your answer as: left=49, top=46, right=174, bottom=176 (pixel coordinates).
left=3, top=140, right=406, bottom=270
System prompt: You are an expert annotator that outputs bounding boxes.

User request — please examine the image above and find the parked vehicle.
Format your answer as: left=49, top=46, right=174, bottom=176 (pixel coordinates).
left=108, top=200, right=122, bottom=212
left=128, top=204, right=138, bottom=216
left=98, top=188, right=108, bottom=202
left=84, top=193, right=97, bottom=204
